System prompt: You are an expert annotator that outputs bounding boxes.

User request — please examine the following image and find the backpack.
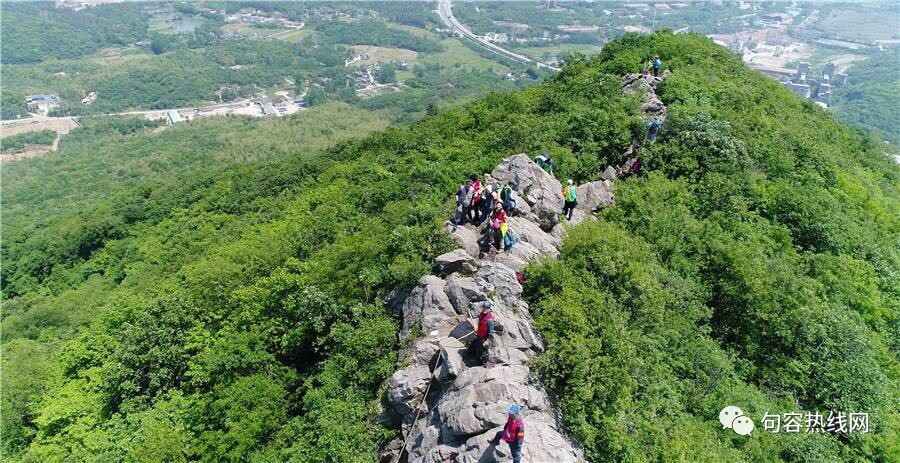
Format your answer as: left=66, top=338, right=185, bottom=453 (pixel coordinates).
left=504, top=230, right=517, bottom=249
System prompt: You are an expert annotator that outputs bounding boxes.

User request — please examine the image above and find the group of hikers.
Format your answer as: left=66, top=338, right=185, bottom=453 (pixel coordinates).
left=643, top=54, right=662, bottom=77
left=454, top=176, right=519, bottom=255
left=440, top=56, right=670, bottom=462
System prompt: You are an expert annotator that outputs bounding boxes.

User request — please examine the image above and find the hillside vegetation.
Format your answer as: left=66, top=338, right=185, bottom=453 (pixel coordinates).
left=831, top=49, right=900, bottom=146
left=2, top=32, right=898, bottom=462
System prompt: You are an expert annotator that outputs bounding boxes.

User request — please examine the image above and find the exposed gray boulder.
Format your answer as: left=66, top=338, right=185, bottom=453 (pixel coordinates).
left=385, top=152, right=594, bottom=463
left=456, top=416, right=583, bottom=463
left=434, top=249, right=477, bottom=276
left=387, top=364, right=432, bottom=415
left=492, top=240, right=540, bottom=273
left=576, top=179, right=615, bottom=212
left=623, top=73, right=656, bottom=94
left=490, top=154, right=563, bottom=230
left=444, top=222, right=480, bottom=258
left=449, top=319, right=476, bottom=343
left=401, top=275, right=459, bottom=338
left=643, top=95, right=667, bottom=117
left=434, top=336, right=466, bottom=381
left=508, top=216, right=561, bottom=255
left=603, top=165, right=618, bottom=180
left=409, top=337, right=441, bottom=365
left=445, top=275, right=483, bottom=314
left=475, top=262, right=522, bottom=308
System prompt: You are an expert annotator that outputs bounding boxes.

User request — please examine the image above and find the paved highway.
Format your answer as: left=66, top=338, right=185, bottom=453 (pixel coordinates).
left=436, top=0, right=560, bottom=71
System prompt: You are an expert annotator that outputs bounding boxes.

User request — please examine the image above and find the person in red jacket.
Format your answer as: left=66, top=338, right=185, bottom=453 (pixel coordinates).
left=466, top=300, right=494, bottom=365
left=495, top=404, right=525, bottom=463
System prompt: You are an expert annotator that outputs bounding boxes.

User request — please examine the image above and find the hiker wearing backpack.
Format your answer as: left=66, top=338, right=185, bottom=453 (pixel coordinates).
left=646, top=118, right=662, bottom=143
left=493, top=404, right=525, bottom=463
left=652, top=55, right=662, bottom=76
left=467, top=300, right=494, bottom=365
left=500, top=183, right=516, bottom=212
left=562, top=179, right=577, bottom=221
left=455, top=180, right=473, bottom=225
left=534, top=152, right=554, bottom=175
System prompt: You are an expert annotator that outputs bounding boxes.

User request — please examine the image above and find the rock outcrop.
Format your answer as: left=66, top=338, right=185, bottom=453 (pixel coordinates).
left=382, top=72, right=670, bottom=463
left=488, top=154, right=564, bottom=231
left=383, top=156, right=588, bottom=463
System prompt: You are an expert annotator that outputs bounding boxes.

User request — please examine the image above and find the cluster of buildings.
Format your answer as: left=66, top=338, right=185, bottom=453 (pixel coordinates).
left=351, top=66, right=377, bottom=88
left=222, top=10, right=304, bottom=29
left=25, top=95, right=59, bottom=114
left=258, top=95, right=306, bottom=117
left=783, top=62, right=848, bottom=107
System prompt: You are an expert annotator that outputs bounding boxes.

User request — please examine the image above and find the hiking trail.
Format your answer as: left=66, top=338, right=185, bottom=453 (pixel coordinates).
left=380, top=72, right=667, bottom=463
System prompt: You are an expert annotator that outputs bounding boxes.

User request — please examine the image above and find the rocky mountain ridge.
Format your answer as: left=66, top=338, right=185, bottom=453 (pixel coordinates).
left=380, top=72, right=667, bottom=463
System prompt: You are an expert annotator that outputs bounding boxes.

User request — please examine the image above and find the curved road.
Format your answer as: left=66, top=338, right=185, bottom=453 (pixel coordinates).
left=436, top=0, right=560, bottom=71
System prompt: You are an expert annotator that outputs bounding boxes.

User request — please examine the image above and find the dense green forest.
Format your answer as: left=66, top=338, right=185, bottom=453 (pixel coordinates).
left=0, top=2, right=149, bottom=64
left=0, top=130, right=56, bottom=154
left=831, top=49, right=900, bottom=146
left=3, top=32, right=898, bottom=463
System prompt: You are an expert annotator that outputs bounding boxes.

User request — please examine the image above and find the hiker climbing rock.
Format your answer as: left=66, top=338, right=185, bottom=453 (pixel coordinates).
left=467, top=300, right=494, bottom=365
left=494, top=404, right=526, bottom=463
left=643, top=59, right=652, bottom=77
left=562, top=179, right=577, bottom=221
left=646, top=118, right=662, bottom=143
left=652, top=54, right=662, bottom=76
left=534, top=152, right=554, bottom=175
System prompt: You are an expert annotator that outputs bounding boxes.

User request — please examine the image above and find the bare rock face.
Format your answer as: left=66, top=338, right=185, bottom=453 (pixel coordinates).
left=400, top=275, right=460, bottom=339
left=508, top=216, right=561, bottom=255
left=383, top=154, right=599, bottom=463
left=445, top=275, right=483, bottom=314
left=576, top=179, right=615, bottom=212
left=388, top=364, right=432, bottom=415
left=603, top=165, right=618, bottom=180
left=434, top=249, right=478, bottom=276
left=445, top=222, right=480, bottom=257
left=623, top=72, right=663, bottom=94
left=381, top=70, right=669, bottom=459
left=490, top=154, right=564, bottom=230
left=434, top=336, right=466, bottom=381
left=642, top=95, right=667, bottom=119
left=475, top=262, right=523, bottom=308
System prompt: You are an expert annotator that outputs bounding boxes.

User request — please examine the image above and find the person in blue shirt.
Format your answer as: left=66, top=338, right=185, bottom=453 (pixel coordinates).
left=652, top=55, right=662, bottom=76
